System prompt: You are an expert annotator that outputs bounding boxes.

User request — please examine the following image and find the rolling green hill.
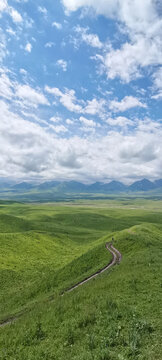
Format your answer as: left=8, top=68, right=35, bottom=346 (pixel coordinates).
left=0, top=200, right=162, bottom=359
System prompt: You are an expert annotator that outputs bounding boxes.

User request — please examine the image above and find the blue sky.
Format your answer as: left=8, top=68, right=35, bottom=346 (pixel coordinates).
left=0, top=0, right=162, bottom=183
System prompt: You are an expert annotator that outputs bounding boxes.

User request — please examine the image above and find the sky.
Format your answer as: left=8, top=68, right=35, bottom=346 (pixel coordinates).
left=0, top=0, right=162, bottom=184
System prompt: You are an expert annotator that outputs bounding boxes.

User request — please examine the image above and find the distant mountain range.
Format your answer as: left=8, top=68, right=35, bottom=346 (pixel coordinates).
left=1, top=178, right=162, bottom=195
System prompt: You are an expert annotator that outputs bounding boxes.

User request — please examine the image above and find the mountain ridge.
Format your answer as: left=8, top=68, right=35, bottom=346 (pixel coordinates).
left=1, top=178, right=162, bottom=194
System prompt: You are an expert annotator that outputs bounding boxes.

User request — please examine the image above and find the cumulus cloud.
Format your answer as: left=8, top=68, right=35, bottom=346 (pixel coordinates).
left=58, top=150, right=82, bottom=169
left=56, top=59, right=68, bottom=72
left=109, top=96, right=147, bottom=112
left=45, top=42, right=55, bottom=48
left=0, top=0, right=161, bottom=184
left=49, top=124, right=68, bottom=133
left=0, top=71, right=14, bottom=99
left=74, top=26, right=103, bottom=49
left=84, top=98, right=105, bottom=116
left=62, top=1, right=162, bottom=82
left=62, top=0, right=160, bottom=35
left=102, top=36, right=162, bottom=82
left=45, top=85, right=106, bottom=116
left=19, top=68, right=27, bottom=75
left=38, top=6, right=47, bottom=15
left=66, top=119, right=73, bottom=125
left=50, top=116, right=62, bottom=123
left=6, top=27, right=16, bottom=36
left=0, top=99, right=162, bottom=182
left=79, top=116, right=97, bottom=127
left=16, top=84, right=49, bottom=107
left=0, top=100, right=52, bottom=177
left=0, top=0, right=22, bottom=23
left=0, top=0, right=7, bottom=12
left=106, top=116, right=133, bottom=127
left=52, top=21, right=62, bottom=30
left=45, top=86, right=83, bottom=113
left=0, top=70, right=49, bottom=109
left=9, top=8, right=22, bottom=23
left=25, top=43, right=32, bottom=53
left=0, top=30, right=7, bottom=63
left=152, top=67, right=162, bottom=99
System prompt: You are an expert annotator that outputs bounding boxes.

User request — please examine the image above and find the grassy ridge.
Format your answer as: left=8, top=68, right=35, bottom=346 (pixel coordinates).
left=0, top=223, right=161, bottom=359
left=0, top=203, right=115, bottom=320
left=0, top=201, right=162, bottom=359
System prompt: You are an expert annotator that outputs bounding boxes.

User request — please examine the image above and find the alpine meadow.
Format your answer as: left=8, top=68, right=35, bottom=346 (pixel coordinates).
left=0, top=200, right=162, bottom=359
left=0, top=1, right=162, bottom=360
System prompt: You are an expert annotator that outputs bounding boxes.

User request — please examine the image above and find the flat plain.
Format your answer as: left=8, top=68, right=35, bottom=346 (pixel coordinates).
left=0, top=199, right=162, bottom=360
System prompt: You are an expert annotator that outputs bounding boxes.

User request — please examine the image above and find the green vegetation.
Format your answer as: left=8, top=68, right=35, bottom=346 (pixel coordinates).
left=0, top=200, right=162, bottom=359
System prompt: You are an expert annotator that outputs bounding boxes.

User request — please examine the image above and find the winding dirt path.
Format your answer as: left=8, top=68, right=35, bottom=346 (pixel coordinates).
left=63, top=243, right=121, bottom=294
left=0, top=243, right=122, bottom=328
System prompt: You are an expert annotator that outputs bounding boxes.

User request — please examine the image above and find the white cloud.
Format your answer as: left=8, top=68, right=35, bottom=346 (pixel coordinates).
left=1, top=99, right=162, bottom=181
left=58, top=150, right=82, bottom=169
left=0, top=30, right=7, bottom=63
left=49, top=124, right=68, bottom=133
left=106, top=116, right=133, bottom=127
left=0, top=1, right=22, bottom=23
left=153, top=67, right=162, bottom=90
left=6, top=27, right=16, bottom=36
left=74, top=26, right=103, bottom=49
left=21, top=111, right=48, bottom=126
left=0, top=99, right=162, bottom=182
left=9, top=7, right=22, bottom=23
left=0, top=0, right=161, bottom=183
left=109, top=96, right=147, bottom=112
left=56, top=59, right=68, bottom=72
left=45, top=85, right=106, bottom=116
left=52, top=21, right=62, bottom=30
left=137, top=118, right=161, bottom=133
left=102, top=37, right=162, bottom=82
left=0, top=0, right=7, bottom=12
left=25, top=43, right=32, bottom=53
left=152, top=93, right=162, bottom=100
left=152, top=67, right=162, bottom=99
left=63, top=1, right=162, bottom=82
left=24, top=17, right=34, bottom=29
left=79, top=116, right=97, bottom=127
left=84, top=98, right=105, bottom=116
left=0, top=71, right=13, bottom=99
left=62, top=0, right=160, bottom=34
left=16, top=84, right=49, bottom=107
left=50, top=116, right=61, bottom=123
left=0, top=70, right=50, bottom=109
left=66, top=118, right=73, bottom=125
left=0, top=100, right=53, bottom=177
left=45, top=86, right=83, bottom=113
left=45, top=42, right=55, bottom=48
left=19, top=68, right=27, bottom=75
left=38, top=6, right=47, bottom=15
left=80, top=126, right=96, bottom=133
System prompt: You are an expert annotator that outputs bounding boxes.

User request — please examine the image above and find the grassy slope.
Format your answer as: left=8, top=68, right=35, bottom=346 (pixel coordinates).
left=0, top=203, right=115, bottom=320
left=0, top=201, right=162, bottom=359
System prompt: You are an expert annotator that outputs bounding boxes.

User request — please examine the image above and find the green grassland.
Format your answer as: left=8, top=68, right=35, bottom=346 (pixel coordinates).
left=0, top=199, right=162, bottom=359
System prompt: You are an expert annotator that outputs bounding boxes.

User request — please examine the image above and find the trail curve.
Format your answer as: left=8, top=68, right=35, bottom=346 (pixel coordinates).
left=0, top=243, right=122, bottom=327
left=63, top=243, right=122, bottom=294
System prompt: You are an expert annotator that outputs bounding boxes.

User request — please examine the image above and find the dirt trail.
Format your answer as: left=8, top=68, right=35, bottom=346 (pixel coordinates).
left=111, top=245, right=122, bottom=263
left=0, top=243, right=122, bottom=328
left=64, top=243, right=121, bottom=294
